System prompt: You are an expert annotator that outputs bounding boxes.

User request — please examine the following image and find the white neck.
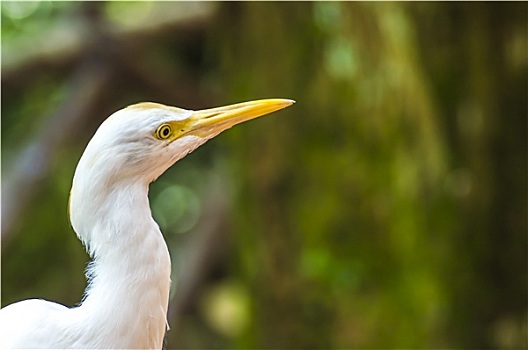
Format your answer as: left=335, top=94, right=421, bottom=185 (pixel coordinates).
left=67, top=177, right=171, bottom=348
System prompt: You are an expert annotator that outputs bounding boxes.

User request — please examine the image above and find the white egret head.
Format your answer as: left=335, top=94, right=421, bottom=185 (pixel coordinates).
left=76, top=99, right=294, bottom=185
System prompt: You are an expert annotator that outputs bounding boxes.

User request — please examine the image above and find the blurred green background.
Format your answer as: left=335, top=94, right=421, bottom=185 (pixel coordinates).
left=1, top=2, right=526, bottom=349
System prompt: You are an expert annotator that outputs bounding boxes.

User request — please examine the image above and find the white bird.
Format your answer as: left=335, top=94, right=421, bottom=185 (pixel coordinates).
left=0, top=98, right=294, bottom=349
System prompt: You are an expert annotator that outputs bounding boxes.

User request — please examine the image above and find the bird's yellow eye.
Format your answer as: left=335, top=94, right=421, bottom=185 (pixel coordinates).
left=155, top=124, right=172, bottom=140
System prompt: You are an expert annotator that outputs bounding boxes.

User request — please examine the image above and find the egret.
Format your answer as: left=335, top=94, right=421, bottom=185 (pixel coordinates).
left=0, top=98, right=294, bottom=349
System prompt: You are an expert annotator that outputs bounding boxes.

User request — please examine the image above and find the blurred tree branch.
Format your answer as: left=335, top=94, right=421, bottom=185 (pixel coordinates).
left=2, top=2, right=215, bottom=88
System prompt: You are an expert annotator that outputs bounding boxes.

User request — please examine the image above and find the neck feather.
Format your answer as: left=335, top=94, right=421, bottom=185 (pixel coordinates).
left=68, top=177, right=171, bottom=348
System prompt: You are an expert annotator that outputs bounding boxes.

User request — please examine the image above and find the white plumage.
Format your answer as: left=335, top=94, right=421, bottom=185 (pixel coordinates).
left=0, top=99, right=293, bottom=349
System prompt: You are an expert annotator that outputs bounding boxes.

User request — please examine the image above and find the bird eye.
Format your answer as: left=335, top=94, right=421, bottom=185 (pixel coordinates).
left=155, top=124, right=172, bottom=140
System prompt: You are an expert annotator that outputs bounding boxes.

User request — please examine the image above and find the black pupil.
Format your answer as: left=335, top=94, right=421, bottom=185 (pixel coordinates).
left=162, top=127, right=169, bottom=137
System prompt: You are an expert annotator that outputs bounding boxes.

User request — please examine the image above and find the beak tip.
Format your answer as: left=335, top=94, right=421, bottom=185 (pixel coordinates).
left=281, top=98, right=296, bottom=108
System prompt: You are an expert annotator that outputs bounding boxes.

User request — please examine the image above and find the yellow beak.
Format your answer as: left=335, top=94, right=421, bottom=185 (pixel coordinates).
left=187, top=98, right=295, bottom=137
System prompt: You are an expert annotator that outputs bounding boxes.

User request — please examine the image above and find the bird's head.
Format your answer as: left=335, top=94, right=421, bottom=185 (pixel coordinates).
left=74, top=99, right=294, bottom=187
left=70, top=99, right=293, bottom=248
